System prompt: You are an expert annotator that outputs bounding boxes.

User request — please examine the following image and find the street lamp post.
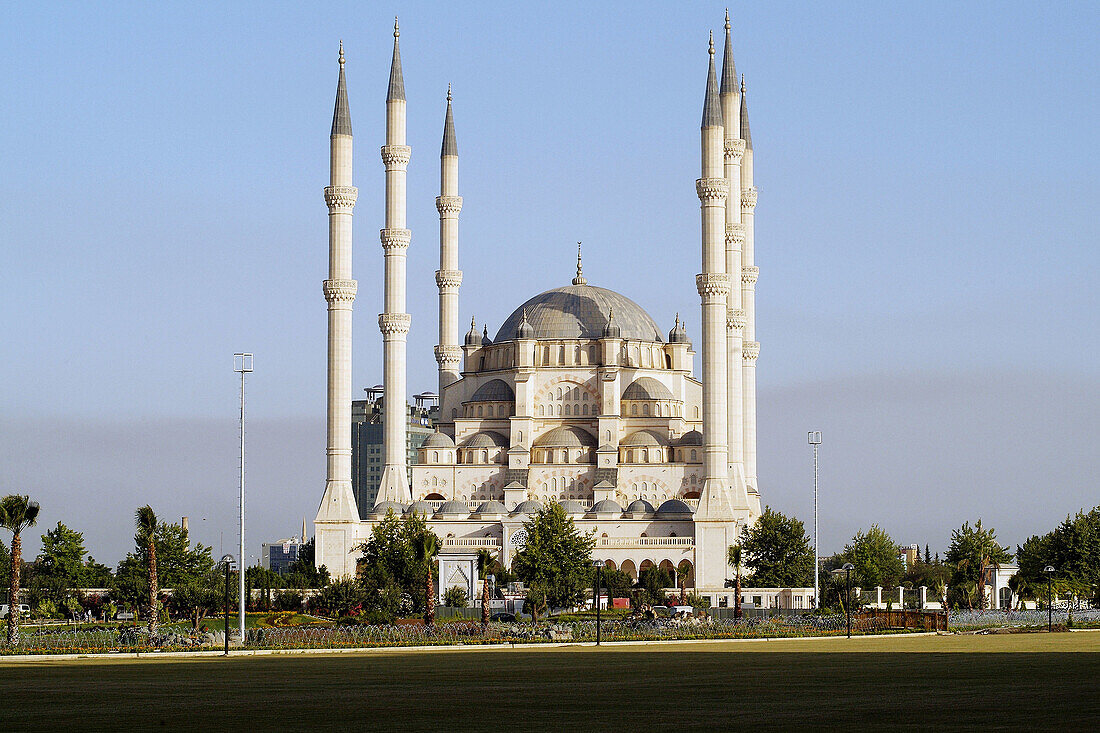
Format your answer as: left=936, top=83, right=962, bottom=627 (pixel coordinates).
left=233, top=353, right=252, bottom=645
left=220, top=554, right=234, bottom=656
left=808, top=431, right=821, bottom=609
left=841, top=562, right=854, bottom=638
left=592, top=560, right=603, bottom=646
left=1044, top=565, right=1055, bottom=632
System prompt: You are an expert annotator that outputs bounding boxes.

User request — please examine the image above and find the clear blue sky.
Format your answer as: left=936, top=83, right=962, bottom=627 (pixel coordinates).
left=2, top=2, right=1097, bottom=564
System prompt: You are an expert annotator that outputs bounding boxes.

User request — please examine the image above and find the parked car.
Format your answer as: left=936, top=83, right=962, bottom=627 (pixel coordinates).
left=115, top=610, right=136, bottom=621
left=670, top=605, right=695, bottom=616
left=490, top=612, right=516, bottom=623
left=0, top=604, right=32, bottom=619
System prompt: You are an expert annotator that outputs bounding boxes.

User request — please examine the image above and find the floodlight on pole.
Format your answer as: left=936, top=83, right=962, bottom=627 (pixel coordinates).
left=1043, top=565, right=1055, bottom=632
left=591, top=559, right=603, bottom=646
left=808, top=431, right=822, bottom=609
left=233, top=353, right=252, bottom=645
left=841, top=562, right=854, bottom=638
left=220, top=554, right=235, bottom=656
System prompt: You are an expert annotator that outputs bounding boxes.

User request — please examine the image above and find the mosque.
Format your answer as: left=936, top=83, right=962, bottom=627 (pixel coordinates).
left=316, top=14, right=764, bottom=603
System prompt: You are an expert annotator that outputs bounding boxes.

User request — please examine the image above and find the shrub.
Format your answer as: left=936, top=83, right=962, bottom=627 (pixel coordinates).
left=443, top=586, right=469, bottom=608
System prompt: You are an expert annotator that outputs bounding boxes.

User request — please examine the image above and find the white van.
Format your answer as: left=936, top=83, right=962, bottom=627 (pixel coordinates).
left=0, top=604, right=31, bottom=619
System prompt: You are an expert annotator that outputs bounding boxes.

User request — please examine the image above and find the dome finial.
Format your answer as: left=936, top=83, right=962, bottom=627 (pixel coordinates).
left=394, top=16, right=400, bottom=38
left=447, top=82, right=452, bottom=102
left=725, top=8, right=730, bottom=30
left=709, top=30, right=715, bottom=56
left=572, top=242, right=587, bottom=285
left=339, top=40, right=344, bottom=66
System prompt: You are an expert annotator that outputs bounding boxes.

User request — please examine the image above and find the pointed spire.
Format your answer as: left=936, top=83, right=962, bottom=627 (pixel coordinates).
left=388, top=16, right=406, bottom=102
left=481, top=324, right=492, bottom=346
left=331, top=41, right=352, bottom=136
left=740, top=75, right=752, bottom=149
left=441, top=84, right=458, bottom=157
left=702, top=32, right=723, bottom=128
left=602, top=307, right=620, bottom=339
left=721, top=9, right=737, bottom=95
left=572, top=242, right=587, bottom=285
left=516, top=307, right=535, bottom=339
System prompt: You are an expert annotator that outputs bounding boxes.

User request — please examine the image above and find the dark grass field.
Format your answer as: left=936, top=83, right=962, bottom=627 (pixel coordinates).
left=2, top=633, right=1098, bottom=731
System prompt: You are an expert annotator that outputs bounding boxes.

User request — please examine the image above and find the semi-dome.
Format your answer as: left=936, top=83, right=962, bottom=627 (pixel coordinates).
left=436, top=500, right=470, bottom=517
left=422, top=432, right=455, bottom=449
left=512, top=500, right=543, bottom=515
left=619, top=429, right=669, bottom=447
left=625, top=499, right=656, bottom=514
left=473, top=500, right=508, bottom=515
left=589, top=499, right=624, bottom=515
left=462, top=431, right=509, bottom=449
left=370, top=501, right=407, bottom=516
left=533, top=426, right=596, bottom=448
left=622, top=377, right=674, bottom=401
left=406, top=500, right=434, bottom=516
left=656, top=499, right=694, bottom=516
left=676, top=430, right=703, bottom=446
left=494, top=284, right=663, bottom=342
left=469, top=379, right=515, bottom=402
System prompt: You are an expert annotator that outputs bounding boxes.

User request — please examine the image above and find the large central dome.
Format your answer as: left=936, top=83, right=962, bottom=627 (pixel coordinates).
left=495, top=284, right=663, bottom=342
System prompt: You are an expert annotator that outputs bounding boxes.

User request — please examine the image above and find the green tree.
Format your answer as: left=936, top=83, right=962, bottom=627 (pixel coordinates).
left=638, top=566, right=673, bottom=605
left=443, top=585, right=468, bottom=608
left=676, top=560, right=693, bottom=605
left=945, top=520, right=1012, bottom=609
left=1017, top=506, right=1100, bottom=602
left=355, top=510, right=439, bottom=613
left=135, top=506, right=159, bottom=632
left=0, top=539, right=9, bottom=592
left=727, top=544, right=743, bottom=618
left=511, top=503, right=596, bottom=611
left=739, top=506, right=814, bottom=588
left=411, top=531, right=441, bottom=625
left=1, top=495, right=40, bottom=644
left=33, top=522, right=90, bottom=604
left=838, top=525, right=905, bottom=589
left=113, top=518, right=214, bottom=620
left=170, top=569, right=223, bottom=629
left=476, top=549, right=494, bottom=626
left=285, top=538, right=329, bottom=589
left=600, top=569, right=633, bottom=601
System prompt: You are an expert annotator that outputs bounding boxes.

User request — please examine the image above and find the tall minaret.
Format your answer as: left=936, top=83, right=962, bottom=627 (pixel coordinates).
left=695, top=34, right=734, bottom=522
left=435, top=85, right=463, bottom=398
left=740, top=76, right=761, bottom=514
left=376, top=18, right=413, bottom=505
left=316, top=43, right=360, bottom=578
left=720, top=10, right=750, bottom=512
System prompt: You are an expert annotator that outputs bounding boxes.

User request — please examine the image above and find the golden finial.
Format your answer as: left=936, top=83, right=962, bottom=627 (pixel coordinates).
left=394, top=16, right=400, bottom=38
left=572, top=242, right=587, bottom=285
left=470, top=315, right=476, bottom=329
left=339, top=40, right=345, bottom=66
left=709, top=31, right=714, bottom=55
left=608, top=307, right=615, bottom=321
left=725, top=9, right=730, bottom=31
left=741, top=73, right=745, bottom=92
left=675, top=313, right=681, bottom=327
left=447, top=82, right=452, bottom=102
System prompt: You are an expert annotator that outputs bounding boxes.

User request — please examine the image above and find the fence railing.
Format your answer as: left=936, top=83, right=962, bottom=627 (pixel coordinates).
left=947, top=608, right=1100, bottom=630
left=854, top=609, right=947, bottom=631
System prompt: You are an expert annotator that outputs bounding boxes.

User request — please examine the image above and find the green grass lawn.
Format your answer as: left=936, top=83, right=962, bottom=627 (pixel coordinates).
left=1, top=633, right=1097, bottom=730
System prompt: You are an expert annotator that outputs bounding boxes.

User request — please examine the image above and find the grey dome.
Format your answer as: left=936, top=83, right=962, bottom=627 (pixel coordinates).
left=677, top=430, right=703, bottom=446
left=589, top=499, right=624, bottom=515
left=625, top=499, right=656, bottom=514
left=462, top=431, right=509, bottom=449
left=407, top=500, right=434, bottom=516
left=533, top=426, right=596, bottom=448
left=515, top=308, right=536, bottom=339
left=436, top=500, right=470, bottom=517
left=465, top=318, right=481, bottom=346
left=371, top=501, right=407, bottom=516
left=495, top=285, right=663, bottom=342
left=512, top=500, right=543, bottom=515
left=474, top=500, right=508, bottom=515
left=657, top=499, right=694, bottom=516
left=470, top=379, right=515, bottom=402
left=622, top=377, right=674, bottom=401
left=557, top=500, right=587, bottom=514
left=668, top=315, right=690, bottom=344
left=422, top=432, right=455, bottom=448
left=619, top=430, right=669, bottom=447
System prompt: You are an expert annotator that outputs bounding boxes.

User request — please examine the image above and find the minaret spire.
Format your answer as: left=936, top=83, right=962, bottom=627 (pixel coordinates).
left=572, top=242, right=587, bottom=285
left=721, top=10, right=737, bottom=96
left=377, top=21, right=413, bottom=506
left=739, top=74, right=760, bottom=513
left=435, top=84, right=463, bottom=400
left=316, top=43, right=360, bottom=577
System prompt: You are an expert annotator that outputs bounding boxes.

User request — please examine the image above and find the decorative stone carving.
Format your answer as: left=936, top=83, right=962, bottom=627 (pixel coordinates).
left=380, top=144, right=411, bottom=167
left=322, top=279, right=358, bottom=302
left=725, top=223, right=745, bottom=248
left=724, top=138, right=745, bottom=161
left=435, top=269, right=463, bottom=289
left=695, top=177, right=730, bottom=201
left=727, top=308, right=746, bottom=330
left=742, top=266, right=759, bottom=285
left=434, top=344, right=462, bottom=364
left=379, top=228, right=411, bottom=251
left=742, top=341, right=760, bottom=361
left=696, top=273, right=732, bottom=298
left=741, top=186, right=758, bottom=211
left=378, top=312, right=412, bottom=335
left=435, top=195, right=463, bottom=214
left=323, top=186, right=358, bottom=212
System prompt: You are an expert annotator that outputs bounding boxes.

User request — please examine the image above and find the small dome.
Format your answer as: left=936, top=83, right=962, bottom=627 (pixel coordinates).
left=625, top=499, right=656, bottom=514
left=657, top=499, right=694, bottom=516
left=533, top=426, right=596, bottom=448
left=406, top=500, right=434, bottom=516
left=668, top=314, right=690, bottom=344
left=370, top=501, right=407, bottom=516
left=622, top=377, right=674, bottom=401
left=474, top=500, right=508, bottom=515
left=515, top=308, right=536, bottom=339
left=677, top=430, right=703, bottom=446
left=619, top=430, right=669, bottom=447
left=481, top=325, right=493, bottom=346
left=465, top=317, right=481, bottom=346
left=512, top=500, right=543, bottom=515
left=589, top=499, right=624, bottom=515
left=557, top=500, right=587, bottom=514
left=602, top=308, right=621, bottom=339
left=470, top=379, right=515, bottom=402
left=422, top=432, right=455, bottom=449
left=462, top=431, right=509, bottom=449
left=436, top=500, right=470, bottom=517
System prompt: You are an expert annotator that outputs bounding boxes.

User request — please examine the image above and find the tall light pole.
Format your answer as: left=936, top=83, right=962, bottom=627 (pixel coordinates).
left=233, top=353, right=253, bottom=644
left=808, top=431, right=822, bottom=609
left=1043, top=565, right=1055, bottom=632
left=591, top=560, right=603, bottom=646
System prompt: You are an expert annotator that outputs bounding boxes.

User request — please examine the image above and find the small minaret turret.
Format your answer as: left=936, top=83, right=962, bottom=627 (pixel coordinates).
left=316, top=42, right=360, bottom=578
left=695, top=33, right=734, bottom=520
left=435, top=84, right=463, bottom=399
left=572, top=243, right=587, bottom=285
left=739, top=76, right=761, bottom=513
left=376, top=18, right=413, bottom=506
left=721, top=10, right=750, bottom=511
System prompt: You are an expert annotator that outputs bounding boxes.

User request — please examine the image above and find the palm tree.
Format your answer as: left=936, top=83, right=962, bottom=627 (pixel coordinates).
left=677, top=560, right=692, bottom=605
left=1007, top=572, right=1034, bottom=611
left=476, top=549, right=494, bottom=627
left=135, top=505, right=159, bottom=633
left=1, top=495, right=40, bottom=644
left=412, top=532, right=440, bottom=626
left=728, top=544, right=743, bottom=619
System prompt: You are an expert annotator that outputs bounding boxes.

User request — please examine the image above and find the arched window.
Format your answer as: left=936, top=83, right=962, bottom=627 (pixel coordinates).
left=558, top=346, right=565, bottom=363
left=582, top=404, right=589, bottom=416
left=539, top=405, right=545, bottom=417
left=433, top=451, right=439, bottom=463
left=631, top=404, right=638, bottom=416
left=643, top=404, right=650, bottom=416
left=694, top=406, right=700, bottom=419
left=557, top=387, right=563, bottom=399
left=655, top=404, right=662, bottom=417
left=482, top=449, right=489, bottom=463
left=690, top=449, right=698, bottom=461
left=605, top=430, right=611, bottom=442
left=556, top=405, right=562, bottom=416
left=477, top=406, right=483, bottom=417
